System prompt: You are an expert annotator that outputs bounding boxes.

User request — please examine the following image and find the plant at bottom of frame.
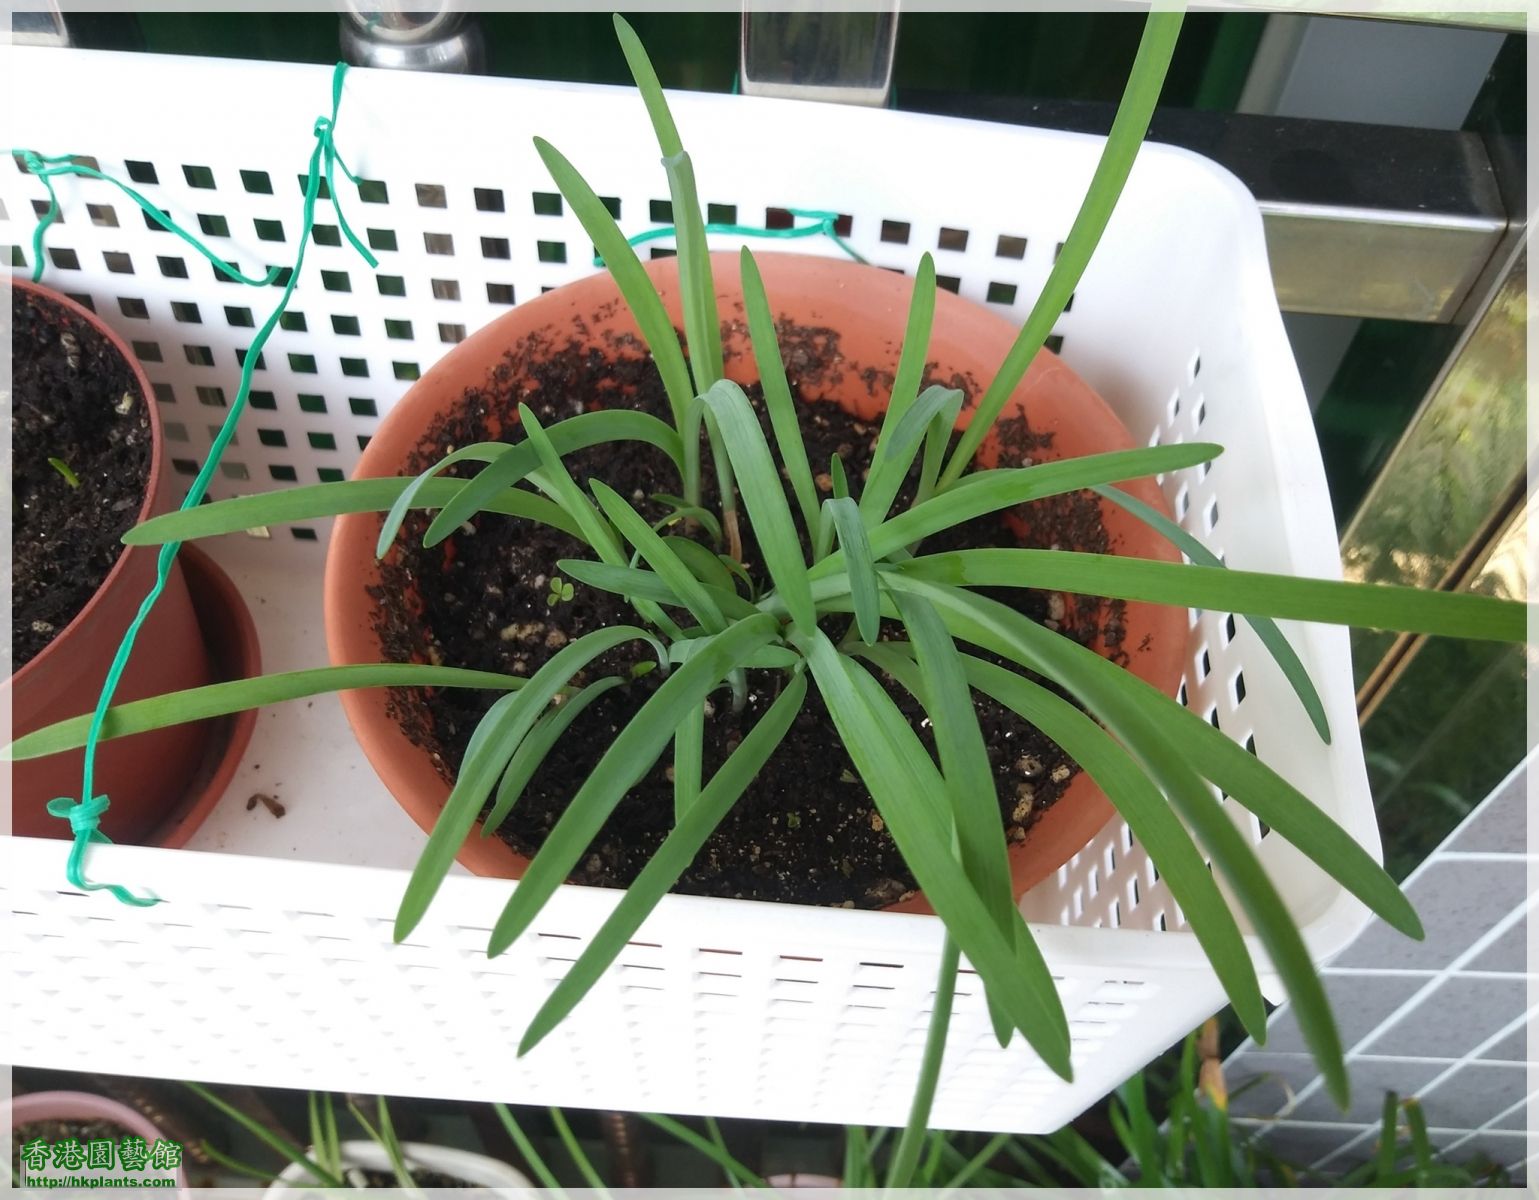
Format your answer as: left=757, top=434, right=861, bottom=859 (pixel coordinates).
left=185, top=1085, right=418, bottom=1190
left=187, top=1086, right=614, bottom=1195
left=10, top=6, right=1531, bottom=1142
left=654, top=1026, right=1511, bottom=1189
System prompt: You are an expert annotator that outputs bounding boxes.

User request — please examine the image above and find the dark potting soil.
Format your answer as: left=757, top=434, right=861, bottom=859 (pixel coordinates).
left=356, top=1167, right=481, bottom=1188
left=10, top=290, right=152, bottom=669
left=11, top=1118, right=136, bottom=1179
left=372, top=319, right=1123, bottom=908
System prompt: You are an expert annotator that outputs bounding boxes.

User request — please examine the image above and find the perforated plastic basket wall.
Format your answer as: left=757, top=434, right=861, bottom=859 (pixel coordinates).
left=3, top=49, right=1379, bottom=1133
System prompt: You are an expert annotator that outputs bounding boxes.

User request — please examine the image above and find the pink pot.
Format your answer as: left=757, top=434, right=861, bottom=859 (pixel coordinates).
left=7, top=1090, right=189, bottom=1191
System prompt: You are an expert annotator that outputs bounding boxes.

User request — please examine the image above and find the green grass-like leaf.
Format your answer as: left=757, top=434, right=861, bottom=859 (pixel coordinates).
left=491, top=1105, right=566, bottom=1193
left=378, top=441, right=505, bottom=558
left=640, top=1114, right=768, bottom=1190
left=395, top=626, right=664, bottom=943
left=615, top=15, right=734, bottom=518
left=887, top=592, right=1020, bottom=1048
left=613, top=13, right=684, bottom=155
left=822, top=497, right=880, bottom=645
left=519, top=671, right=806, bottom=1054
left=901, top=566, right=1422, bottom=941
left=861, top=384, right=963, bottom=525
left=312, top=1091, right=340, bottom=1181
left=668, top=636, right=800, bottom=671
left=673, top=698, right=704, bottom=820
left=48, top=456, right=80, bottom=488
left=797, top=630, right=1071, bottom=1076
left=346, top=1098, right=415, bottom=1190
left=886, top=935, right=960, bottom=1190
left=903, top=547, right=1527, bottom=642
left=1120, top=668, right=1424, bottom=939
left=880, top=252, right=937, bottom=447
left=548, top=1107, right=609, bottom=1194
left=487, top=612, right=780, bottom=956
left=741, top=247, right=820, bottom=541
left=420, top=411, right=683, bottom=549
left=533, top=136, right=696, bottom=477
left=882, top=575, right=1350, bottom=1103
left=808, top=563, right=1420, bottom=947
left=482, top=675, right=626, bottom=836
left=184, top=1082, right=342, bottom=1189
left=810, top=443, right=1222, bottom=576
left=517, top=404, right=627, bottom=565
left=594, top=480, right=727, bottom=633
left=126, top=476, right=584, bottom=546
left=1095, top=483, right=1331, bottom=742
left=702, top=380, right=815, bottom=632
left=659, top=147, right=721, bottom=392
left=6, top=663, right=532, bottom=761
left=660, top=534, right=736, bottom=594
left=861, top=249, right=941, bottom=526
left=875, top=643, right=1266, bottom=1038
left=557, top=558, right=759, bottom=622
left=939, top=7, right=1186, bottom=488
left=651, top=493, right=723, bottom=544
left=916, top=387, right=964, bottom=509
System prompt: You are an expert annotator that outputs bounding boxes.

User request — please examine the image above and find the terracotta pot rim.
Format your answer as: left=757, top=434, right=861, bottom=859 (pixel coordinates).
left=8, top=278, right=166, bottom=691
left=326, top=250, right=1186, bottom=901
left=142, top=543, right=263, bottom=849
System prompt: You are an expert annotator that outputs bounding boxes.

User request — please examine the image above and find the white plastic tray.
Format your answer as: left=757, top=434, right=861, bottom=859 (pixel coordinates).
left=2, top=47, right=1375, bottom=1133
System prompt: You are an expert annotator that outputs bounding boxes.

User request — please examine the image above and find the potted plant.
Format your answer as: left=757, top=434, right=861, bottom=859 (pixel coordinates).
left=324, top=247, right=1187, bottom=900
left=6, top=279, right=260, bottom=847
left=649, top=1029, right=1514, bottom=1188
left=9, top=10, right=1527, bottom=1148
left=6, top=1089, right=188, bottom=1191
left=185, top=1085, right=536, bottom=1193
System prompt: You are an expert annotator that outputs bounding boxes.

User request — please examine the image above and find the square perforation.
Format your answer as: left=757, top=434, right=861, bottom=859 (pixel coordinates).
left=996, top=233, right=1028, bottom=259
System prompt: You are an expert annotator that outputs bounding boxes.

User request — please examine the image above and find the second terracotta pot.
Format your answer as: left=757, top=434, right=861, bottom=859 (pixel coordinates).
left=326, top=252, right=1185, bottom=906
left=7, top=280, right=259, bottom=844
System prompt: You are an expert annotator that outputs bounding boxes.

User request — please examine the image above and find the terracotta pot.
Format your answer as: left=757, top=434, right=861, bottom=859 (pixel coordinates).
left=7, top=280, right=258, bottom=844
left=326, top=252, right=1184, bottom=904
left=143, top=543, right=263, bottom=849
left=6, top=1089, right=189, bottom=1191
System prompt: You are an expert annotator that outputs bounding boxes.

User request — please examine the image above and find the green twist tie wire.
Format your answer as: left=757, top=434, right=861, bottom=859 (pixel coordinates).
left=597, top=207, right=868, bottom=267
left=14, top=62, right=377, bottom=905
left=42, top=794, right=144, bottom=905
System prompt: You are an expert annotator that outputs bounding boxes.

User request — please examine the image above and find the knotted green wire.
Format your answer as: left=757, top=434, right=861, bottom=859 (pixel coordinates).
left=13, top=62, right=377, bottom=905
left=597, top=206, right=867, bottom=266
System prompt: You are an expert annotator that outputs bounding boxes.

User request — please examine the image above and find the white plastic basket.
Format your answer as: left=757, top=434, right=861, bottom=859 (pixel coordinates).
left=2, top=48, right=1377, bottom=1134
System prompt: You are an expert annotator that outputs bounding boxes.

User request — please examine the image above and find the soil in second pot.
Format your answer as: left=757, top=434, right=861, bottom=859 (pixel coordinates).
left=372, top=321, right=1123, bottom=908
left=356, top=1167, right=479, bottom=1188
left=10, top=290, right=152, bottom=669
left=11, top=1118, right=135, bottom=1179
